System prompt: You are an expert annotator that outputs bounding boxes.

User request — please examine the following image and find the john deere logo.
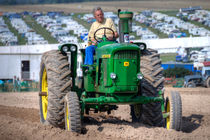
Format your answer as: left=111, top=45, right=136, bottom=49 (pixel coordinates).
left=124, top=62, right=129, bottom=66
left=102, top=54, right=111, bottom=58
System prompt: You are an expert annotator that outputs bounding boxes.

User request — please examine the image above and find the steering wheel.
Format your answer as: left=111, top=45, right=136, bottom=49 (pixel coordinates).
left=94, top=27, right=115, bottom=42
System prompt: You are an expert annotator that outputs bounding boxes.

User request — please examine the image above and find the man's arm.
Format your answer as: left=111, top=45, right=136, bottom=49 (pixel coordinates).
left=114, top=32, right=119, bottom=38
left=88, top=23, right=97, bottom=46
left=108, top=18, right=119, bottom=39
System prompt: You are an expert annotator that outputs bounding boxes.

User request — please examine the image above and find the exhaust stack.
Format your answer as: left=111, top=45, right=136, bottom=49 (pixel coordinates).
left=118, top=9, right=133, bottom=43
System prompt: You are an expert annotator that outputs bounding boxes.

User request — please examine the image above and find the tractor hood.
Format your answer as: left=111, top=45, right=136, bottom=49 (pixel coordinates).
left=184, top=75, right=202, bottom=81
left=96, top=43, right=140, bottom=58
left=94, top=43, right=141, bottom=94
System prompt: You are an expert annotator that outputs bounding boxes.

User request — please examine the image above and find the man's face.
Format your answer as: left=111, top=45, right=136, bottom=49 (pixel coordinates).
left=94, top=10, right=104, bottom=23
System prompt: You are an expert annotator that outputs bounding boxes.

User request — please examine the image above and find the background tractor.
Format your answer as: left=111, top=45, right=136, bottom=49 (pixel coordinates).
left=39, top=10, right=182, bottom=133
left=184, top=61, right=210, bottom=88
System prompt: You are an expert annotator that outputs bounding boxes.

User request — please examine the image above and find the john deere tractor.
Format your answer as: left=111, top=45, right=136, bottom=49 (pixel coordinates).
left=39, top=10, right=182, bottom=133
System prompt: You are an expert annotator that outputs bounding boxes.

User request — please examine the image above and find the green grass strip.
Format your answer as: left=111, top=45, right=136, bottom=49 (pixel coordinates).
left=188, top=20, right=210, bottom=30
left=160, top=53, right=177, bottom=63
left=72, top=13, right=91, bottom=30
left=158, top=10, right=178, bottom=17
left=3, top=16, right=27, bottom=45
left=23, top=15, right=58, bottom=44
left=0, top=42, right=4, bottom=46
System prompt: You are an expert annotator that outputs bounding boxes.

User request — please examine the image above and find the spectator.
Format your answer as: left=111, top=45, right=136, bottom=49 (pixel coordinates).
left=13, top=76, right=17, bottom=92
left=17, top=77, right=21, bottom=92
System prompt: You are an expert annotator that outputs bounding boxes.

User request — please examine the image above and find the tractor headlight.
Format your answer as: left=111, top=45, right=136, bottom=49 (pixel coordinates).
left=110, top=73, right=117, bottom=79
left=139, top=44, right=146, bottom=51
left=137, top=73, right=143, bottom=80
left=62, top=46, right=69, bottom=52
left=70, top=46, right=76, bottom=52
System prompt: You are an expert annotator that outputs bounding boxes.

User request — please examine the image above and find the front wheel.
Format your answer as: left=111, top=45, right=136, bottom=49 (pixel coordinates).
left=64, top=92, right=81, bottom=133
left=165, top=91, right=182, bottom=131
left=186, top=82, right=196, bottom=88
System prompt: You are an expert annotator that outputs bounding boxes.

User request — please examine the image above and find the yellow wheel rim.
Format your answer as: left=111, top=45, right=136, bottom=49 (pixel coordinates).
left=41, top=68, right=48, bottom=120
left=66, top=104, right=70, bottom=130
left=166, top=100, right=170, bottom=129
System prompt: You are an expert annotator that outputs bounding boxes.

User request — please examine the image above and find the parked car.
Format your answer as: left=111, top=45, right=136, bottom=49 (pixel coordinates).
left=169, top=30, right=186, bottom=38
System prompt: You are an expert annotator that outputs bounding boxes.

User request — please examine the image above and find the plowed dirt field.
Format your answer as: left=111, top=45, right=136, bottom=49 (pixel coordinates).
left=0, top=87, right=210, bottom=140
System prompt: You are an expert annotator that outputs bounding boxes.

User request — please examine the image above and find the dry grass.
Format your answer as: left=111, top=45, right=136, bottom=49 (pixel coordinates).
left=0, top=0, right=210, bottom=13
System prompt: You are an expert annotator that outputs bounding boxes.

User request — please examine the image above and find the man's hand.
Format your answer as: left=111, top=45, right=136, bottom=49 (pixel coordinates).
left=114, top=32, right=119, bottom=38
left=107, top=36, right=115, bottom=41
left=107, top=32, right=118, bottom=41
left=92, top=40, right=97, bottom=45
left=89, top=39, right=97, bottom=45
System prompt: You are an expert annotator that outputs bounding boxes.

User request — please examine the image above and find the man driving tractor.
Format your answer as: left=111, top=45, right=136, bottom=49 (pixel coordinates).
left=39, top=7, right=182, bottom=133
left=84, top=7, right=119, bottom=65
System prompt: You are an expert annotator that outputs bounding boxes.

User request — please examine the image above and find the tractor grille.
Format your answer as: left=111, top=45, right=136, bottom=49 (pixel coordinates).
left=114, top=50, right=138, bottom=59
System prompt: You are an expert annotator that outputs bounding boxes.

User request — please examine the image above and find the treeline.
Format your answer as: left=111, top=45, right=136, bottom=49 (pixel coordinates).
left=0, top=0, right=117, bottom=5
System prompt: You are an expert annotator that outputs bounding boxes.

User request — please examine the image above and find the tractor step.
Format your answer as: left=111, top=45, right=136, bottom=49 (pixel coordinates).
left=39, top=92, right=47, bottom=96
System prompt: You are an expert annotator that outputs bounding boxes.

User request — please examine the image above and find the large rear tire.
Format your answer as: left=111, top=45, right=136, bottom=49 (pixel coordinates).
left=64, top=92, right=81, bottom=133
left=138, top=48, right=164, bottom=126
left=39, top=50, right=71, bottom=128
left=165, top=91, right=182, bottom=131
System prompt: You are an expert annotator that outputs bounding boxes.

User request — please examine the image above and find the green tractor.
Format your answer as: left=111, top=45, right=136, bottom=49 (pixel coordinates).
left=39, top=10, right=182, bottom=133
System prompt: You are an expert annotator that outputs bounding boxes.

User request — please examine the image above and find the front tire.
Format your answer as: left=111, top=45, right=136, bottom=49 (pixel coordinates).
left=64, top=92, right=81, bottom=133
left=186, top=81, right=196, bottom=88
left=165, top=91, right=182, bottom=131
